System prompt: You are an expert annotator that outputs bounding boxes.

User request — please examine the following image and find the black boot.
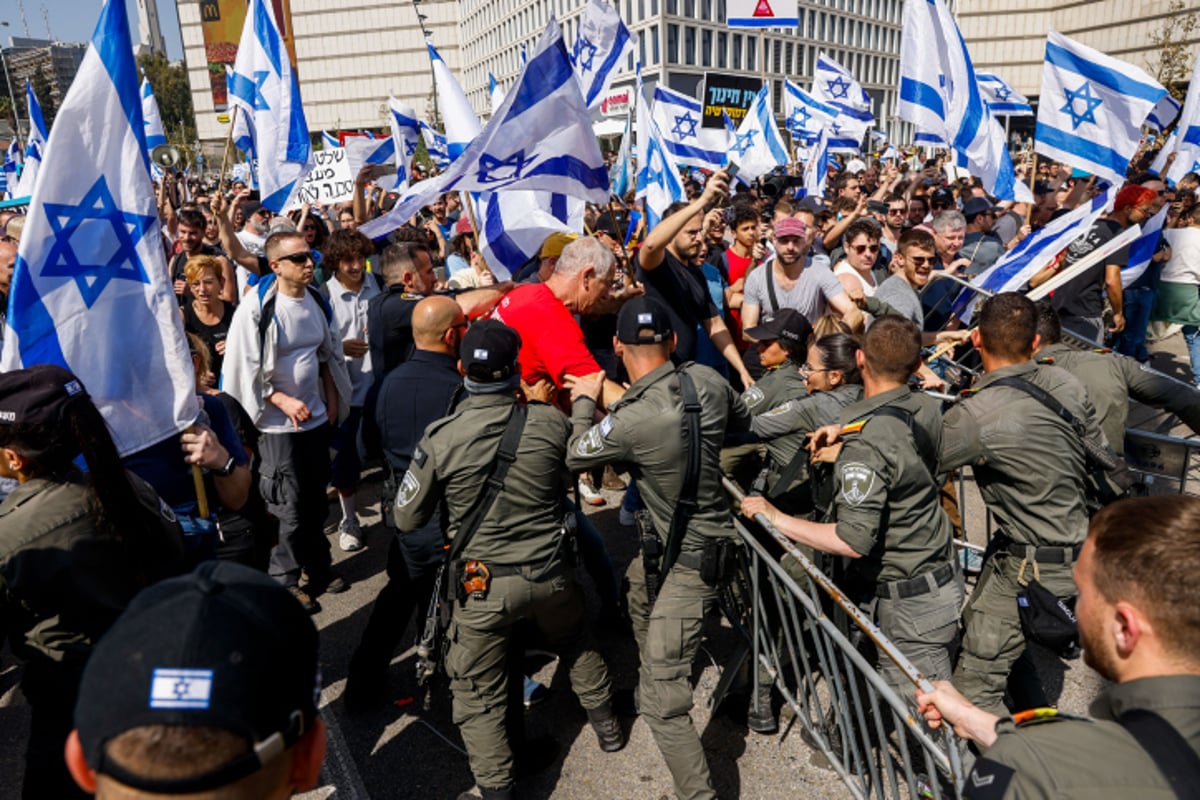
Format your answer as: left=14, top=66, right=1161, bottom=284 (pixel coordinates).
left=587, top=701, right=626, bottom=752
left=746, top=684, right=778, bottom=735
left=457, top=786, right=515, bottom=800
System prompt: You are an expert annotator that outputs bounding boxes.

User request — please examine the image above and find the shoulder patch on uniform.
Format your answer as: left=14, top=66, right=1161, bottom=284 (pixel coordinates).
left=964, top=757, right=1015, bottom=800
left=743, top=386, right=765, bottom=408
left=1036, top=356, right=1054, bottom=365
left=1092, top=347, right=1112, bottom=354
left=396, top=470, right=422, bottom=508
left=762, top=400, right=794, bottom=418
left=1011, top=707, right=1081, bottom=727
left=412, top=445, right=427, bottom=468
left=599, top=415, right=615, bottom=438
left=159, top=499, right=177, bottom=524
left=840, top=419, right=867, bottom=436
left=839, top=462, right=876, bottom=507
left=575, top=426, right=605, bottom=456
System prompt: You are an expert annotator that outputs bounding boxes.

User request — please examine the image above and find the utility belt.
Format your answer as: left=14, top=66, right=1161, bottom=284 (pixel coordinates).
left=455, top=513, right=578, bottom=602
left=876, top=561, right=958, bottom=600
left=988, top=530, right=1082, bottom=565
left=637, top=511, right=738, bottom=590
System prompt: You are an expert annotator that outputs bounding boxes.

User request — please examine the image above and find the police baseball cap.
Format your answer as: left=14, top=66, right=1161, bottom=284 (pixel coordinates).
left=74, top=561, right=320, bottom=795
left=930, top=187, right=956, bottom=207
left=617, top=295, right=673, bottom=344
left=962, top=197, right=1001, bottom=220
left=0, top=364, right=90, bottom=426
left=461, top=319, right=522, bottom=382
left=743, top=308, right=813, bottom=348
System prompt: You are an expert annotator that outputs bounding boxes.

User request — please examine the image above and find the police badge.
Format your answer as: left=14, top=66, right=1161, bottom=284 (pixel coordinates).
left=396, top=470, right=422, bottom=507
left=840, top=462, right=876, bottom=506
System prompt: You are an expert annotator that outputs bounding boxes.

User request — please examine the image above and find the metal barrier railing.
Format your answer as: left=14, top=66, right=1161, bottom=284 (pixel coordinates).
left=719, top=476, right=967, bottom=800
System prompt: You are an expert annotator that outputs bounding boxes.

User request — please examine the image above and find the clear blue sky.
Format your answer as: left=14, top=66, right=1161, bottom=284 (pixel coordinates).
left=0, top=0, right=184, bottom=60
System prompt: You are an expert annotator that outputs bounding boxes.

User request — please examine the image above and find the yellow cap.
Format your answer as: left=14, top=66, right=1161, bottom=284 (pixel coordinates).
left=540, top=232, right=580, bottom=259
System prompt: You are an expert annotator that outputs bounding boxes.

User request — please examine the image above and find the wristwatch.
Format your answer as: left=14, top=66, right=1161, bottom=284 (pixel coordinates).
left=214, top=455, right=237, bottom=477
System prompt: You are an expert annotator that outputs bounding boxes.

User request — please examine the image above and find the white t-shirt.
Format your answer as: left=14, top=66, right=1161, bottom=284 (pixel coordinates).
left=259, top=291, right=329, bottom=434
left=743, top=255, right=843, bottom=325
left=833, top=260, right=877, bottom=297
left=1162, top=227, right=1200, bottom=285
left=326, top=275, right=380, bottom=407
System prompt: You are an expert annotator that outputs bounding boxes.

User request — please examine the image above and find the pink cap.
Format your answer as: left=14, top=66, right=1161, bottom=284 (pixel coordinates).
left=774, top=217, right=807, bottom=239
left=454, top=217, right=473, bottom=235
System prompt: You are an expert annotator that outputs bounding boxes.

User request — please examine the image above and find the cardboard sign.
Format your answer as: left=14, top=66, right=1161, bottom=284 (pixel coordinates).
left=701, top=73, right=762, bottom=129
left=285, top=147, right=354, bottom=210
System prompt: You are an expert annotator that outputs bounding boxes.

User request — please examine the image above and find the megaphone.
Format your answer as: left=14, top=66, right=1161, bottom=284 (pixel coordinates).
left=151, top=144, right=180, bottom=170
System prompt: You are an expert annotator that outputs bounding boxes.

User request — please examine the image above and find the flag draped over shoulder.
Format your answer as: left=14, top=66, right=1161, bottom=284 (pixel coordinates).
left=729, top=85, right=789, bottom=183
left=1035, top=29, right=1167, bottom=185
left=0, top=0, right=198, bottom=455
left=227, top=0, right=312, bottom=211
left=899, top=0, right=1016, bottom=199
left=361, top=18, right=609, bottom=239
left=651, top=84, right=727, bottom=171
left=572, top=0, right=634, bottom=110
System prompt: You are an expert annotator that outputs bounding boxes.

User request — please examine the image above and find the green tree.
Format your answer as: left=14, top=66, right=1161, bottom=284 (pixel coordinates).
left=137, top=52, right=197, bottom=157
left=1147, top=0, right=1200, bottom=101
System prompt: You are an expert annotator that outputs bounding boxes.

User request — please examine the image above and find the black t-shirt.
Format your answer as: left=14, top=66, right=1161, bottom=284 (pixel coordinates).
left=1051, top=219, right=1128, bottom=320
left=634, top=249, right=718, bottom=363
left=366, top=287, right=422, bottom=380
left=183, top=301, right=232, bottom=377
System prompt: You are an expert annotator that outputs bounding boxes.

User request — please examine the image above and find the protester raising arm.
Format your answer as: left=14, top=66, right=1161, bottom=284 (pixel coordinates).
left=638, top=168, right=731, bottom=272
left=210, top=191, right=264, bottom=276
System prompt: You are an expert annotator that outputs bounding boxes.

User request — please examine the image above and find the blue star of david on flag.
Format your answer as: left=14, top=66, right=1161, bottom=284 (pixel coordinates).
left=573, top=36, right=599, bottom=72
left=477, top=150, right=535, bottom=184
left=993, top=85, right=1011, bottom=101
left=40, top=176, right=154, bottom=307
left=1061, top=81, right=1103, bottom=130
left=731, top=129, right=758, bottom=157
left=825, top=76, right=851, bottom=100
left=790, top=106, right=811, bottom=130
left=671, top=112, right=698, bottom=140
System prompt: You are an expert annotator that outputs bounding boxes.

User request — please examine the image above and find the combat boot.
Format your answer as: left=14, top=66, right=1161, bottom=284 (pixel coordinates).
left=746, top=684, right=778, bottom=734
left=586, top=701, right=626, bottom=752
left=457, top=786, right=514, bottom=800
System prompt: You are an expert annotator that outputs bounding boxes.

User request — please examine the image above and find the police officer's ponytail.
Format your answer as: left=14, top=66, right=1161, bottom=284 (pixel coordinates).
left=813, top=333, right=862, bottom=385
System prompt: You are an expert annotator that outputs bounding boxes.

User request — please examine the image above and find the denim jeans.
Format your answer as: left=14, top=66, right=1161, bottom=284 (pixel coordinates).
left=1185, top=326, right=1200, bottom=386
left=1114, top=286, right=1156, bottom=362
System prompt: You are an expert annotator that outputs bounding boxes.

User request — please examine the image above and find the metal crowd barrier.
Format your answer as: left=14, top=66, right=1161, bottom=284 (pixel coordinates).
left=718, top=476, right=967, bottom=800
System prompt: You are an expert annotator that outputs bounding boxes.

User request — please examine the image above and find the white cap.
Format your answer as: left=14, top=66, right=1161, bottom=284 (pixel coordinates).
left=845, top=158, right=867, bottom=175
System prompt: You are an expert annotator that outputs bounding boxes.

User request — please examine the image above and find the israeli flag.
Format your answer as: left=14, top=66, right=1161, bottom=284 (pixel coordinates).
left=880, top=145, right=900, bottom=161
left=419, top=119, right=450, bottom=168
left=362, top=18, right=610, bottom=238
left=813, top=54, right=873, bottom=151
left=1121, top=205, right=1168, bottom=288
left=637, top=79, right=686, bottom=228
left=0, top=0, right=198, bottom=455
left=2, top=140, right=19, bottom=199
left=228, top=0, right=312, bottom=211
left=799, top=128, right=831, bottom=199
left=611, top=110, right=634, bottom=197
left=915, top=130, right=947, bottom=146
left=489, top=72, right=505, bottom=115
left=1035, top=29, right=1167, bottom=185
left=729, top=84, right=788, bottom=183
left=899, top=0, right=1016, bottom=199
left=321, top=130, right=339, bottom=150
left=428, top=43, right=481, bottom=161
left=784, top=79, right=837, bottom=141
left=1165, top=51, right=1200, bottom=184
left=651, top=84, right=727, bottom=170
left=476, top=191, right=583, bottom=280
left=387, top=99, right=420, bottom=192
left=11, top=81, right=47, bottom=199
left=1146, top=94, right=1182, bottom=133
left=572, top=0, right=634, bottom=110
left=954, top=185, right=1116, bottom=323
left=140, top=79, right=167, bottom=153
left=977, top=73, right=1033, bottom=117
left=344, top=135, right=394, bottom=181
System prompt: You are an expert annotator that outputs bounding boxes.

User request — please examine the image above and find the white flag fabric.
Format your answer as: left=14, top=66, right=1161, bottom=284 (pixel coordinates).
left=419, top=120, right=451, bottom=168
left=228, top=0, right=312, bottom=211
left=387, top=99, right=420, bottom=192
left=976, top=73, right=1033, bottom=117
left=899, top=0, right=1016, bottom=199
left=321, top=130, right=338, bottom=150
left=428, top=43, right=481, bottom=161
left=489, top=72, right=505, bottom=115
left=1120, top=206, right=1169, bottom=288
left=476, top=190, right=583, bottom=280
left=362, top=18, right=610, bottom=238
left=2, top=140, right=20, bottom=199
left=651, top=84, right=728, bottom=171
left=611, top=110, right=634, bottom=197
left=1035, top=29, right=1167, bottom=185
left=11, top=81, right=47, bottom=199
left=728, top=85, right=789, bottom=183
left=799, top=128, right=831, bottom=199
left=637, top=79, right=686, bottom=228
left=1165, top=51, right=1200, bottom=184
left=784, top=79, right=836, bottom=141
left=140, top=78, right=167, bottom=151
left=1, top=0, right=198, bottom=454
left=813, top=53, right=873, bottom=151
left=1146, top=94, right=1182, bottom=133
left=572, top=0, right=634, bottom=110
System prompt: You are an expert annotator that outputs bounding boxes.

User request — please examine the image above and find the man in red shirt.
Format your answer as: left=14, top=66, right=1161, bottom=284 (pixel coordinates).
left=491, top=236, right=625, bottom=405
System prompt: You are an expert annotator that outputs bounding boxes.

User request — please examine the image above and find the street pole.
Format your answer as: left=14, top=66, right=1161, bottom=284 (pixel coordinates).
left=0, top=28, right=24, bottom=142
left=413, top=2, right=439, bottom=129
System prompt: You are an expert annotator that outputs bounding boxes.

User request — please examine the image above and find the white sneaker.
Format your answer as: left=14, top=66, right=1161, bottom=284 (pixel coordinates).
left=618, top=506, right=636, bottom=527
left=578, top=474, right=605, bottom=507
left=338, top=519, right=365, bottom=552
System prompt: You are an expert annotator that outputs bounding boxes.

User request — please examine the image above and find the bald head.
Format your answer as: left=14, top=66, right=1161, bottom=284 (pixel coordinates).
left=413, top=295, right=466, bottom=353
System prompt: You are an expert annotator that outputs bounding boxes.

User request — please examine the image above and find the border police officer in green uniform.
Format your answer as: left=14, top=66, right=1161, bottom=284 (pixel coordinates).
left=393, top=321, right=622, bottom=800
left=744, top=317, right=962, bottom=700
left=917, top=496, right=1200, bottom=799
left=565, top=296, right=752, bottom=800
left=939, top=293, right=1115, bottom=717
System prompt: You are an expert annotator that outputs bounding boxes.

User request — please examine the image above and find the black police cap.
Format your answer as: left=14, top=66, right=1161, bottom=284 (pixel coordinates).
left=616, top=295, right=674, bottom=344
left=461, top=319, right=522, bottom=382
left=0, top=364, right=90, bottom=426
